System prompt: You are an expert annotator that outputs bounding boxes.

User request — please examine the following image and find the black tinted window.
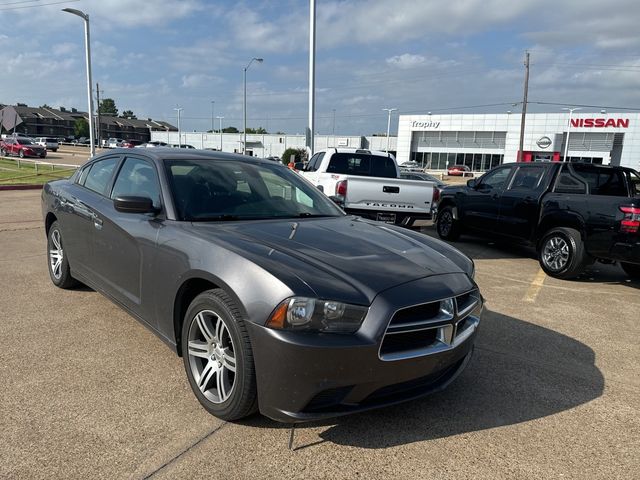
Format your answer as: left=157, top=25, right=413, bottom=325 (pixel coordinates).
left=326, top=153, right=396, bottom=178
left=510, top=166, right=545, bottom=190
left=111, top=157, right=161, bottom=208
left=572, top=164, right=627, bottom=196
left=480, top=167, right=511, bottom=190
left=555, top=166, right=587, bottom=194
left=305, top=152, right=324, bottom=172
left=83, top=157, right=119, bottom=196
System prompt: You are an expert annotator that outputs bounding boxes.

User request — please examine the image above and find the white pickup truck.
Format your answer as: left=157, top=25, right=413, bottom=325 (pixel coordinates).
left=298, top=148, right=437, bottom=226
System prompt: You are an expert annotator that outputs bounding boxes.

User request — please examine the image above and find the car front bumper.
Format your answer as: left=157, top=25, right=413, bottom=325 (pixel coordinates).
left=248, top=273, right=480, bottom=423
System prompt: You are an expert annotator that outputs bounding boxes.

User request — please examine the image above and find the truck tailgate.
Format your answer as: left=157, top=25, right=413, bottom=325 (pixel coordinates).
left=343, top=177, right=434, bottom=215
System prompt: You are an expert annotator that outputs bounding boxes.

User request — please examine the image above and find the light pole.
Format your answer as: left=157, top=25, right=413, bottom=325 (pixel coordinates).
left=174, top=107, right=183, bottom=147
left=383, top=108, right=397, bottom=153
left=216, top=116, right=224, bottom=151
left=62, top=8, right=95, bottom=157
left=332, top=108, right=336, bottom=147
left=562, top=107, right=581, bottom=162
left=211, top=100, right=216, bottom=133
left=308, top=0, right=316, bottom=155
left=243, top=57, right=263, bottom=154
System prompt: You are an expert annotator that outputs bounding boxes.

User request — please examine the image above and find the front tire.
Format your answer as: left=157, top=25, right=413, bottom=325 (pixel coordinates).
left=47, top=221, right=78, bottom=289
left=621, top=262, right=640, bottom=279
left=539, top=227, right=587, bottom=279
left=19, top=150, right=25, bottom=158
left=182, top=289, right=257, bottom=421
left=0, top=148, right=6, bottom=156
left=436, top=206, right=461, bottom=240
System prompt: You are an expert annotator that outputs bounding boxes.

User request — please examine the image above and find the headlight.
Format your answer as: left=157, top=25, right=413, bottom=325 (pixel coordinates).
left=266, top=297, right=368, bottom=334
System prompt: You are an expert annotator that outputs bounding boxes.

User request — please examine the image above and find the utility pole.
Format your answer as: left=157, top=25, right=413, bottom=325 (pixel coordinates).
left=307, top=0, right=316, bottom=155
left=95, top=82, right=103, bottom=148
left=332, top=109, right=336, bottom=147
left=517, top=51, right=530, bottom=163
left=210, top=101, right=215, bottom=132
left=383, top=108, right=397, bottom=153
left=174, top=107, right=183, bottom=147
left=216, top=116, right=224, bottom=151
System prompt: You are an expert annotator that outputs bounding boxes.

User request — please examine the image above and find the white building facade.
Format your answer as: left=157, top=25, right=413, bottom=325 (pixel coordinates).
left=397, top=112, right=640, bottom=172
left=150, top=131, right=397, bottom=159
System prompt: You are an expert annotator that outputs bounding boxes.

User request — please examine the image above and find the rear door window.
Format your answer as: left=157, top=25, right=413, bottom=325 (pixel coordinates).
left=554, top=165, right=587, bottom=194
left=83, top=157, right=120, bottom=196
left=509, top=166, right=546, bottom=190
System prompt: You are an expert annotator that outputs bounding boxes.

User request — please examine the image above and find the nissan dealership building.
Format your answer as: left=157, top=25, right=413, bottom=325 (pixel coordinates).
left=396, top=112, right=640, bottom=172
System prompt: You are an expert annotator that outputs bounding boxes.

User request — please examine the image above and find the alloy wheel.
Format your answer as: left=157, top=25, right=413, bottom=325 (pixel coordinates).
left=49, top=229, right=64, bottom=280
left=542, top=236, right=570, bottom=271
left=439, top=211, right=453, bottom=236
left=187, top=309, right=236, bottom=404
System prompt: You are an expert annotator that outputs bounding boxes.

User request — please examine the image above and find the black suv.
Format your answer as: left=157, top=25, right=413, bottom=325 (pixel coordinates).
left=436, top=162, right=640, bottom=279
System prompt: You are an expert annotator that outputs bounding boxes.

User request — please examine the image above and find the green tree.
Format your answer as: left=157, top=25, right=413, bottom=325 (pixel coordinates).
left=120, top=110, right=136, bottom=119
left=74, top=118, right=89, bottom=138
left=99, top=98, right=118, bottom=116
left=39, top=103, right=51, bottom=109
left=245, top=126, right=268, bottom=134
left=281, top=148, right=308, bottom=165
left=222, top=126, right=239, bottom=133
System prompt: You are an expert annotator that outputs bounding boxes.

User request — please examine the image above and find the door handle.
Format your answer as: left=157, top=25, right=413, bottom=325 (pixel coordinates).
left=90, top=212, right=103, bottom=230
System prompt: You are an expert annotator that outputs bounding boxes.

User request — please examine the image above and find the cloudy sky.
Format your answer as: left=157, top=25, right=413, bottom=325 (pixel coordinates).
left=1, top=0, right=639, bottom=135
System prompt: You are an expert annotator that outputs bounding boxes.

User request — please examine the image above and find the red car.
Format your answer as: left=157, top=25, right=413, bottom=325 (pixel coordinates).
left=122, top=139, right=143, bottom=148
left=447, top=164, right=471, bottom=177
left=1, top=137, right=47, bottom=158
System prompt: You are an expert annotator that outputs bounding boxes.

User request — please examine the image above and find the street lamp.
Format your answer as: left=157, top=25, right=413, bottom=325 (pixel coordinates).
left=562, top=107, right=582, bottom=162
left=174, top=107, right=183, bottom=147
left=382, top=108, right=398, bottom=153
left=62, top=7, right=95, bottom=157
left=216, top=116, right=224, bottom=151
left=243, top=57, right=263, bottom=154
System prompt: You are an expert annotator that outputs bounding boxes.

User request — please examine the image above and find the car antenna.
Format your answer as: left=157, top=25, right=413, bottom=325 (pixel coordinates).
left=288, top=423, right=296, bottom=450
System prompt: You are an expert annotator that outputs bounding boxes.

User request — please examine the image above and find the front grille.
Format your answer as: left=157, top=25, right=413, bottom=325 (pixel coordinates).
left=379, top=289, right=481, bottom=361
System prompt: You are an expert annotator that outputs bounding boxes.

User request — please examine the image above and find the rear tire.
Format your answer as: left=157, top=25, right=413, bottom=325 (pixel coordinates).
left=47, top=221, right=78, bottom=289
left=436, top=206, right=461, bottom=241
left=182, top=289, right=258, bottom=421
left=538, top=227, right=587, bottom=279
left=19, top=150, right=25, bottom=158
left=621, top=262, right=640, bottom=279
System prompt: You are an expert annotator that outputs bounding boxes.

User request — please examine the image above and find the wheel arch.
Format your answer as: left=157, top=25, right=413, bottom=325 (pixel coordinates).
left=45, top=212, right=58, bottom=237
left=173, top=271, right=249, bottom=357
left=536, top=213, right=587, bottom=249
left=437, top=199, right=459, bottom=219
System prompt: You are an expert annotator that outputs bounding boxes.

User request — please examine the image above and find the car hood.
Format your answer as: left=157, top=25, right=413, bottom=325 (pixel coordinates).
left=193, top=216, right=473, bottom=304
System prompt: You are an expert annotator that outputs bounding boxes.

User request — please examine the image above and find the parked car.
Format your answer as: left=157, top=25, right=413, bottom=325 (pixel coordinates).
left=35, top=137, right=59, bottom=152
left=400, top=171, right=447, bottom=188
left=1, top=137, right=46, bottom=158
left=399, top=161, right=424, bottom=172
left=136, top=141, right=169, bottom=148
left=170, top=144, right=196, bottom=149
left=436, top=162, right=640, bottom=279
left=299, top=148, right=438, bottom=226
left=447, top=165, right=472, bottom=177
left=42, top=150, right=481, bottom=423
left=122, top=139, right=143, bottom=148
left=107, top=138, right=124, bottom=148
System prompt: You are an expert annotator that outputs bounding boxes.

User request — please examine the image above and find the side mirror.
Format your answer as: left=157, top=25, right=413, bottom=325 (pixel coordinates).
left=316, top=184, right=324, bottom=193
left=114, top=196, right=158, bottom=214
left=328, top=195, right=344, bottom=207
left=294, top=162, right=305, bottom=171
left=466, top=179, right=478, bottom=189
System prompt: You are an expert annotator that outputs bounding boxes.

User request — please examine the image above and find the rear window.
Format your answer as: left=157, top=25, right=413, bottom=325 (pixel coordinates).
left=554, top=166, right=587, bottom=194
left=46, top=138, right=58, bottom=142
left=571, top=164, right=627, bottom=196
left=326, top=153, right=397, bottom=178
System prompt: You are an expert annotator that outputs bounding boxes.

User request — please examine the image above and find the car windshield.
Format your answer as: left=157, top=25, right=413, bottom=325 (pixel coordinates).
left=165, top=159, right=345, bottom=221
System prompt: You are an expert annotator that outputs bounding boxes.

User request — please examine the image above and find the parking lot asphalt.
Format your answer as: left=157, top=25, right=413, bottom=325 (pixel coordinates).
left=1, top=189, right=638, bottom=479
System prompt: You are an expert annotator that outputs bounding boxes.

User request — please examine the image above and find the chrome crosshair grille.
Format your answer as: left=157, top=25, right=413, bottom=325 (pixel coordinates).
left=379, top=289, right=482, bottom=361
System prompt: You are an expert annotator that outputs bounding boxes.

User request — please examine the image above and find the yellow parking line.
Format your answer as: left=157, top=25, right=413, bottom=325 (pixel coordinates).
left=524, top=268, right=547, bottom=303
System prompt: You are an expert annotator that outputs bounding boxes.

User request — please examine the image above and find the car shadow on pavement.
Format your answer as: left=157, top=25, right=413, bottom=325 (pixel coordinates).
left=244, top=309, right=605, bottom=450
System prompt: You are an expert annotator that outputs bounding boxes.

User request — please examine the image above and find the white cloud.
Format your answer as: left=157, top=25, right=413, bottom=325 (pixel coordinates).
left=386, top=54, right=426, bottom=69
left=52, top=43, right=77, bottom=56
left=181, top=73, right=221, bottom=88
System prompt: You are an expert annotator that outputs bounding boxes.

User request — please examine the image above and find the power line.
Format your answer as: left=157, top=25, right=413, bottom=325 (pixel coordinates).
left=0, top=0, right=78, bottom=10
left=529, top=101, right=640, bottom=111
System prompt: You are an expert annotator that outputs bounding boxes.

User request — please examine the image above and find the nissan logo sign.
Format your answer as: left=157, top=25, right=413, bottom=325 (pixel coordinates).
left=537, top=136, right=552, bottom=149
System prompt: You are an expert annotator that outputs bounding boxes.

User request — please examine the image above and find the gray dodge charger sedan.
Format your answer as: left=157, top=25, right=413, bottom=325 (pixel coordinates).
left=42, top=149, right=482, bottom=423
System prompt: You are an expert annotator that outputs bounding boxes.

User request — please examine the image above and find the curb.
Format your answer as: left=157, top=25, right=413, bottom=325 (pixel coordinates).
left=0, top=184, right=44, bottom=191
